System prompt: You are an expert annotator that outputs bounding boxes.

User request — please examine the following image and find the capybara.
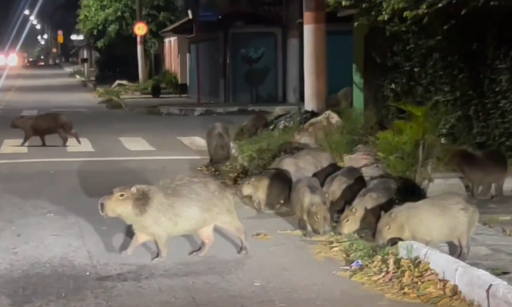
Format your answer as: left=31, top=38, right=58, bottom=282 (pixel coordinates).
left=447, top=148, right=508, bottom=198
left=10, top=112, right=81, bottom=147
left=375, top=193, right=480, bottom=261
left=323, top=166, right=367, bottom=222
left=336, top=178, right=397, bottom=237
left=98, top=175, right=249, bottom=261
left=237, top=168, right=293, bottom=212
left=271, top=148, right=335, bottom=181
left=312, top=163, right=343, bottom=187
left=291, top=176, right=331, bottom=238
left=206, top=122, right=231, bottom=168
left=234, top=112, right=269, bottom=141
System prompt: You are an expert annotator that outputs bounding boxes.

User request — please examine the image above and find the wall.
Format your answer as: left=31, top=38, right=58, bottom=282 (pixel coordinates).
left=164, top=36, right=189, bottom=84
left=189, top=37, right=221, bottom=102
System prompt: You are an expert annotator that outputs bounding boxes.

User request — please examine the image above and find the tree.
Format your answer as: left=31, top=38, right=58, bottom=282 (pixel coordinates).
left=77, top=0, right=184, bottom=50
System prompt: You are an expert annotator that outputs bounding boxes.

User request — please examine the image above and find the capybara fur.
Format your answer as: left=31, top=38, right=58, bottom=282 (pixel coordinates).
left=206, top=122, right=231, bottom=168
left=271, top=148, right=335, bottom=182
left=336, top=178, right=397, bottom=237
left=10, top=112, right=81, bottom=147
left=312, top=163, right=343, bottom=187
left=98, top=175, right=249, bottom=261
left=234, top=112, right=269, bottom=141
left=237, top=168, right=293, bottom=213
left=323, top=166, right=367, bottom=222
left=291, top=177, right=331, bottom=238
left=447, top=148, right=508, bottom=198
left=375, top=193, right=480, bottom=261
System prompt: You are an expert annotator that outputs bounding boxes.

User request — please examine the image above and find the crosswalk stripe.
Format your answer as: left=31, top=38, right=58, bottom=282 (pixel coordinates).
left=177, top=136, right=207, bottom=151
left=0, top=139, right=27, bottom=153
left=21, top=110, right=38, bottom=116
left=118, top=137, right=156, bottom=151
left=66, top=137, right=94, bottom=152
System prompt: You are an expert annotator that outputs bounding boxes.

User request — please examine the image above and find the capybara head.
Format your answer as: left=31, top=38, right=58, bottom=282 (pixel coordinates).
left=10, top=116, right=28, bottom=129
left=446, top=149, right=475, bottom=170
left=337, top=205, right=364, bottom=235
left=374, top=211, right=408, bottom=246
left=239, top=176, right=261, bottom=197
left=307, top=194, right=332, bottom=235
left=98, top=185, right=151, bottom=220
left=351, top=191, right=387, bottom=209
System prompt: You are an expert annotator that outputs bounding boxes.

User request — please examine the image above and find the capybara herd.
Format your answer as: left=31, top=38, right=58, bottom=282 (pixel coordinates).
left=56, top=112, right=503, bottom=264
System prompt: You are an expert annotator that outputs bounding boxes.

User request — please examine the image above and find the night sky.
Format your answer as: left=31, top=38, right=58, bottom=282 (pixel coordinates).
left=0, top=0, right=79, bottom=53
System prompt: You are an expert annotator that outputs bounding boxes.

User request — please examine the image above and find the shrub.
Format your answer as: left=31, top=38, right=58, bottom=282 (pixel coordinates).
left=320, top=106, right=379, bottom=162
left=234, top=123, right=300, bottom=175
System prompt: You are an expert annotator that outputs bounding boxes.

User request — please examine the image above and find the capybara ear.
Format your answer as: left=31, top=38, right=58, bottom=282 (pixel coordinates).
left=350, top=206, right=357, bottom=213
left=389, top=212, right=396, bottom=219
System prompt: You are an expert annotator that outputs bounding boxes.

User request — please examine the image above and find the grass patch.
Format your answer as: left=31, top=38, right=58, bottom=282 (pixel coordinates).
left=314, top=235, right=479, bottom=306
left=234, top=123, right=300, bottom=175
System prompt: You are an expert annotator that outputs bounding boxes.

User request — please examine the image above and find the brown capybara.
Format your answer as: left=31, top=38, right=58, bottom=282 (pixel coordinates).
left=312, top=163, right=343, bottom=187
left=206, top=122, right=231, bottom=168
left=291, top=176, right=331, bottom=238
left=10, top=112, right=81, bottom=147
left=237, top=168, right=293, bottom=213
left=98, top=175, right=249, bottom=262
left=234, top=112, right=269, bottom=141
left=447, top=148, right=508, bottom=198
left=375, top=193, right=479, bottom=261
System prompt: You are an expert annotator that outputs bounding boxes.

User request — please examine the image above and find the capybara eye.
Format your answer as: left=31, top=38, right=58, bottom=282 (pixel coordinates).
left=315, top=214, right=320, bottom=220
left=118, top=193, right=126, bottom=198
left=344, top=218, right=350, bottom=223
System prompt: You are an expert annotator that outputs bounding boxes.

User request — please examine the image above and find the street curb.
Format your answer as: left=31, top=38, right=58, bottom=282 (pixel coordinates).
left=399, top=241, right=512, bottom=307
left=158, top=105, right=297, bottom=116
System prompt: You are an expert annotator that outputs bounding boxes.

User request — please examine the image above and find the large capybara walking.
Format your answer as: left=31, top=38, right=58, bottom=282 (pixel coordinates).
left=10, top=112, right=81, bottom=147
left=98, top=175, right=249, bottom=262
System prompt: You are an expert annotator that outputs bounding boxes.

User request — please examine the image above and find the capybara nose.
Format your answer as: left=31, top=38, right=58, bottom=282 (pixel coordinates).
left=325, top=224, right=332, bottom=234
left=98, top=197, right=106, bottom=216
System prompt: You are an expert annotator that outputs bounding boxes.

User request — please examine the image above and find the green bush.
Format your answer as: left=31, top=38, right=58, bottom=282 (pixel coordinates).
left=160, top=70, right=179, bottom=91
left=371, top=101, right=452, bottom=182
left=320, top=106, right=379, bottom=162
left=234, top=123, right=300, bottom=175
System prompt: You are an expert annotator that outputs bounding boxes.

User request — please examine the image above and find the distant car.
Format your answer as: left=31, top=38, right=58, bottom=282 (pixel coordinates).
left=26, top=58, right=39, bottom=67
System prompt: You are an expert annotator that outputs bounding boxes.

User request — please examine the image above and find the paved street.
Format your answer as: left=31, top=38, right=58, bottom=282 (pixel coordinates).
left=0, top=66, right=429, bottom=306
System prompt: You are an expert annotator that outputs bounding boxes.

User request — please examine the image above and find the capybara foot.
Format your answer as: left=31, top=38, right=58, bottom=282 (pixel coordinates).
left=237, top=245, right=249, bottom=255
left=151, top=254, right=165, bottom=262
left=188, top=247, right=206, bottom=256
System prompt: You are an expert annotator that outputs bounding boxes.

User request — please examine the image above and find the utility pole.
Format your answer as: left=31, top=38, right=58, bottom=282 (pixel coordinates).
left=136, top=0, right=146, bottom=83
left=194, top=0, right=201, bottom=104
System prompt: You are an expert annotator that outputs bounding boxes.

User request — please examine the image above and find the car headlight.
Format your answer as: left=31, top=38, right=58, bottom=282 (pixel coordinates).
left=0, top=55, right=5, bottom=66
left=7, top=54, right=18, bottom=67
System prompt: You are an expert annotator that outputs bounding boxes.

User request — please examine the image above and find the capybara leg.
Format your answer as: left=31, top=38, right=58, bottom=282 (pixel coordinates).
left=470, top=181, right=480, bottom=198
left=122, top=232, right=152, bottom=256
left=20, top=133, right=32, bottom=146
left=153, top=235, right=169, bottom=261
left=57, top=130, right=68, bottom=147
left=189, top=224, right=215, bottom=256
left=478, top=183, right=491, bottom=198
left=304, top=222, right=315, bottom=239
left=447, top=241, right=462, bottom=259
left=495, top=177, right=505, bottom=198
left=39, top=135, right=47, bottom=147
left=68, top=129, right=81, bottom=145
left=297, top=217, right=307, bottom=235
left=218, top=221, right=249, bottom=255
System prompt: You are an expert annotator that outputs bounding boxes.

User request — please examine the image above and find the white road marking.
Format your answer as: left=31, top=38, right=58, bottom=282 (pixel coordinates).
left=0, top=156, right=208, bottom=164
left=177, top=136, right=208, bottom=151
left=51, top=109, right=88, bottom=112
left=0, top=139, right=27, bottom=153
left=21, top=110, right=38, bottom=116
left=66, top=137, right=94, bottom=152
left=119, top=137, right=156, bottom=151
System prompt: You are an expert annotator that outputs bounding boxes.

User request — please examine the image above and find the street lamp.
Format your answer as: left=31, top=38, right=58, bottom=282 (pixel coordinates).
left=24, top=10, right=30, bottom=15
left=37, top=35, right=41, bottom=40
left=43, top=34, right=47, bottom=39
left=32, top=20, right=37, bottom=25
left=40, top=40, right=45, bottom=45
left=35, top=24, right=41, bottom=29
left=29, top=15, right=35, bottom=20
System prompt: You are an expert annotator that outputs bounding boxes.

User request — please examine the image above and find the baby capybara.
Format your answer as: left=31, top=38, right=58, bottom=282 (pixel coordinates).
left=10, top=112, right=81, bottom=147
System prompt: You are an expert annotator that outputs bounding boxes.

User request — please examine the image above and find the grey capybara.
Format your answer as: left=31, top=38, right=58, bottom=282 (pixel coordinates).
left=237, top=168, right=293, bottom=213
left=337, top=177, right=397, bottom=237
left=312, top=163, right=343, bottom=187
left=10, top=112, right=81, bottom=147
left=206, top=122, right=231, bottom=168
left=291, top=176, right=331, bottom=238
left=447, top=148, right=508, bottom=198
left=98, top=175, right=249, bottom=261
left=271, top=148, right=335, bottom=182
left=375, top=193, right=480, bottom=261
left=323, top=166, right=367, bottom=221
left=234, top=112, right=269, bottom=141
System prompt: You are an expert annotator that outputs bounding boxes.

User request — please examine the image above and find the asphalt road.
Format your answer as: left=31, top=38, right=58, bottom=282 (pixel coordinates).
left=0, top=66, right=429, bottom=306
